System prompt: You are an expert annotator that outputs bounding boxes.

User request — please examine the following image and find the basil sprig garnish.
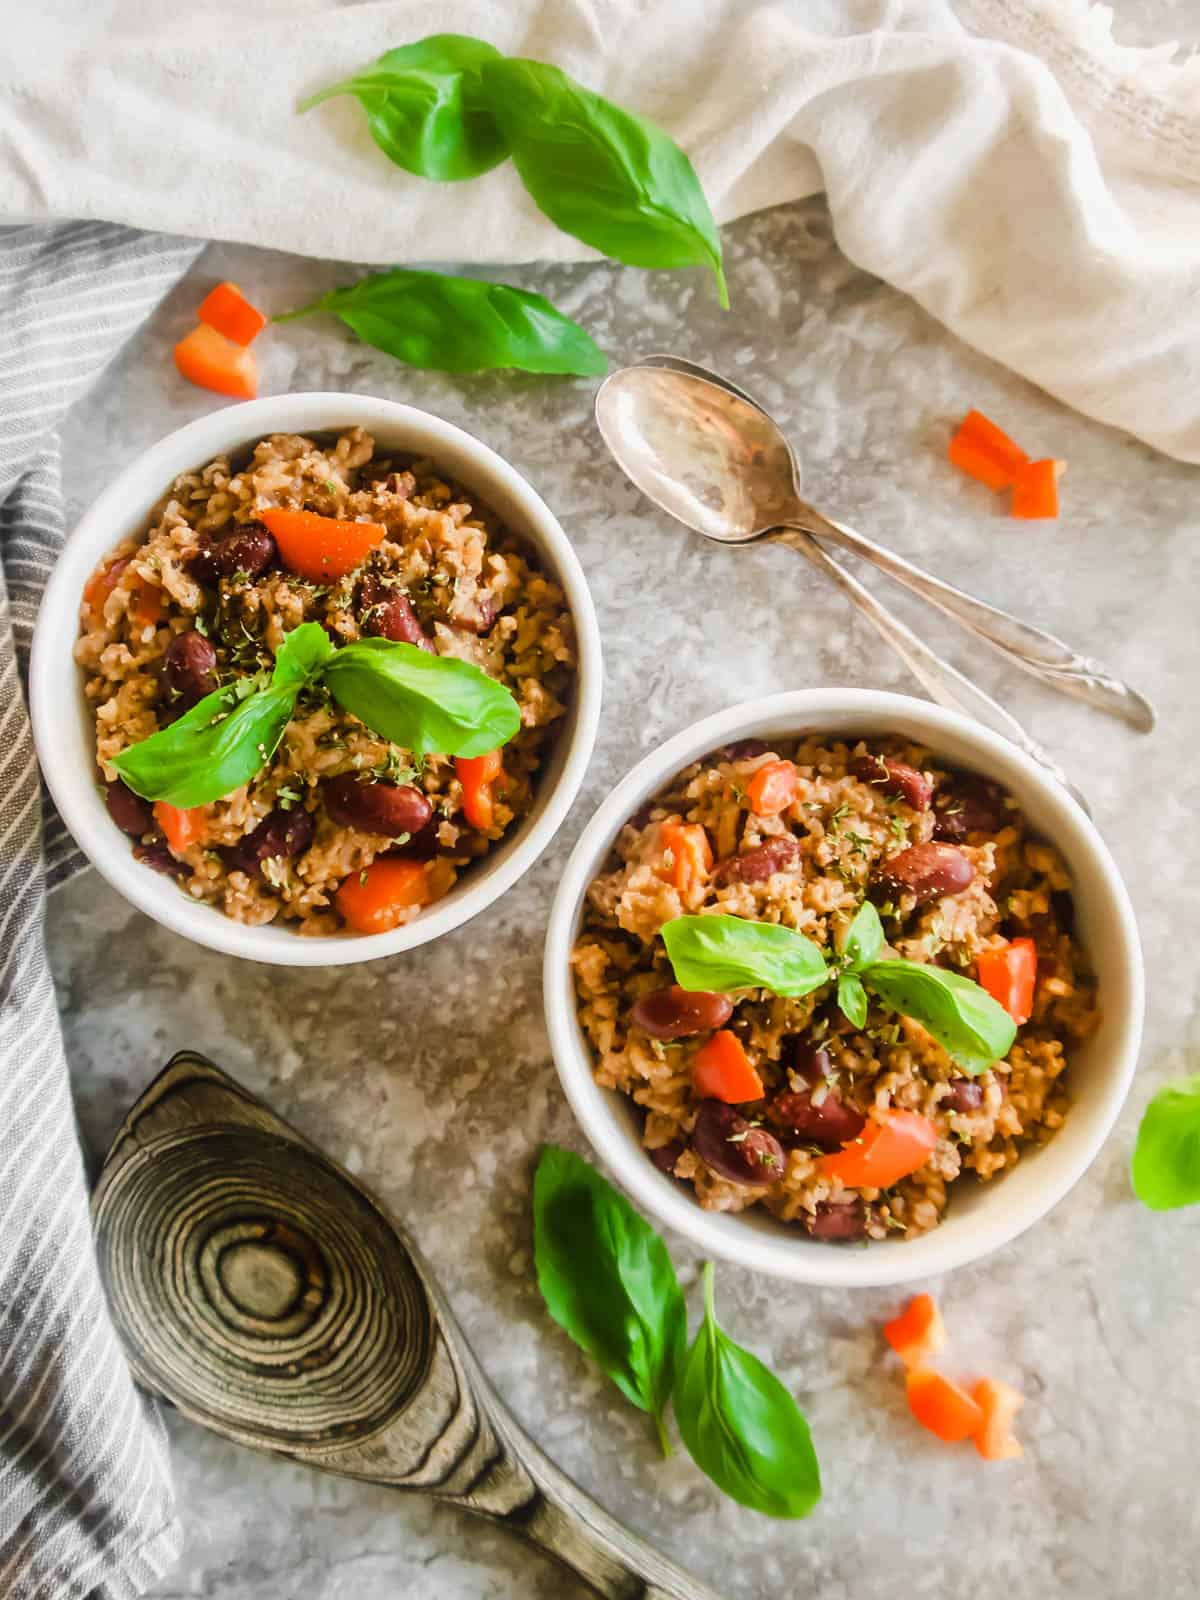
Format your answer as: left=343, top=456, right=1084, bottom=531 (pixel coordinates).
left=533, top=1148, right=821, bottom=1516
left=479, top=58, right=728, bottom=308
left=534, top=1146, right=685, bottom=1452
left=661, top=902, right=1017, bottom=1073
left=113, top=626, right=520, bottom=805
left=1131, top=1075, right=1200, bottom=1211
left=298, top=35, right=507, bottom=182
left=675, top=1264, right=820, bottom=1519
left=113, top=623, right=333, bottom=807
left=277, top=268, right=605, bottom=377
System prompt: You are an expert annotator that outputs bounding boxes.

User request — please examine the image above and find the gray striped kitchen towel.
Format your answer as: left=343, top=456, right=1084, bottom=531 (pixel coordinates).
left=0, top=222, right=202, bottom=1599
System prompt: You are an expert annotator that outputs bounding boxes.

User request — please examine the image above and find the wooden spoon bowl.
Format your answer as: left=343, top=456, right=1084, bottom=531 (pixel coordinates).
left=93, top=1053, right=720, bottom=1600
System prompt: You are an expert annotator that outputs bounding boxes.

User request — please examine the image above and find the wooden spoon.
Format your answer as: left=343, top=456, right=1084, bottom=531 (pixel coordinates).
left=92, top=1052, right=721, bottom=1600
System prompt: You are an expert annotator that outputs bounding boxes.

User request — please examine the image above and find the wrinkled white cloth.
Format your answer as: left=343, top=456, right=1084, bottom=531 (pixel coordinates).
left=2, top=1, right=1199, bottom=458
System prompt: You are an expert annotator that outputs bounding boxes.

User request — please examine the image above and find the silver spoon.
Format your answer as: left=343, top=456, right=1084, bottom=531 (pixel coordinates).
left=606, top=358, right=1153, bottom=736
left=595, top=360, right=1094, bottom=813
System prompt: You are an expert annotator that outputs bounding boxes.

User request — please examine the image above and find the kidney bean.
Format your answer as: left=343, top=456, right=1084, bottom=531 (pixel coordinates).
left=225, top=807, right=314, bottom=879
left=624, top=803, right=656, bottom=832
left=932, top=776, right=1007, bottom=842
left=456, top=593, right=496, bottom=635
left=649, top=1140, right=685, bottom=1176
left=133, top=842, right=189, bottom=880
left=781, top=1038, right=833, bottom=1086
left=850, top=753, right=932, bottom=811
left=692, top=1100, right=785, bottom=1186
left=944, top=1078, right=984, bottom=1113
left=388, top=815, right=445, bottom=860
left=631, top=985, right=733, bottom=1040
left=163, top=629, right=218, bottom=708
left=713, top=834, right=801, bottom=885
left=105, top=779, right=153, bottom=837
left=801, top=1198, right=867, bottom=1242
left=322, top=774, right=433, bottom=837
left=771, top=1088, right=865, bottom=1152
left=357, top=574, right=434, bottom=651
left=877, top=841, right=974, bottom=904
left=708, top=738, right=769, bottom=764
left=191, top=523, right=277, bottom=585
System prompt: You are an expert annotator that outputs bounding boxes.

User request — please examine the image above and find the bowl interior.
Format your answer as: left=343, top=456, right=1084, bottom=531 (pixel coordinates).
left=35, top=396, right=599, bottom=965
left=545, top=692, right=1143, bottom=1287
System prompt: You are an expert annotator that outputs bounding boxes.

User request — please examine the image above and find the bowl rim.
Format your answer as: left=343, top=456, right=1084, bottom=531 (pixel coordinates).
left=543, top=688, right=1145, bottom=1287
left=31, top=392, right=602, bottom=967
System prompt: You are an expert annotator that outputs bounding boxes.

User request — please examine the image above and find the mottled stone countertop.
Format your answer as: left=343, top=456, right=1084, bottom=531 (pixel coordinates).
left=51, top=185, right=1200, bottom=1598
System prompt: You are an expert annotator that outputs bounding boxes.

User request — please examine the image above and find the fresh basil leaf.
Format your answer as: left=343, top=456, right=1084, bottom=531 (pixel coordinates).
left=299, top=35, right=507, bottom=182
left=1132, top=1075, right=1200, bottom=1211
left=534, top=1145, right=686, bottom=1449
left=842, top=901, right=884, bottom=970
left=324, top=637, right=520, bottom=757
left=112, top=623, right=333, bottom=807
left=276, top=267, right=605, bottom=376
left=861, top=959, right=1016, bottom=1074
left=661, top=914, right=829, bottom=999
left=837, top=972, right=868, bottom=1030
left=479, top=58, right=728, bottom=308
left=674, top=1264, right=820, bottom=1519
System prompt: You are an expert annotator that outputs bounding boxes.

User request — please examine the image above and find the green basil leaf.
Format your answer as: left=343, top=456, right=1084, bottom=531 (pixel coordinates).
left=661, top=914, right=829, bottom=999
left=861, top=959, right=1016, bottom=1074
left=111, top=624, right=332, bottom=807
left=479, top=58, right=728, bottom=308
left=842, top=901, right=884, bottom=970
left=674, top=1264, right=820, bottom=1519
left=534, top=1146, right=686, bottom=1448
left=323, top=637, right=520, bottom=757
left=276, top=267, right=605, bottom=376
left=1132, top=1075, right=1200, bottom=1210
left=299, top=35, right=508, bottom=182
left=837, top=972, right=868, bottom=1030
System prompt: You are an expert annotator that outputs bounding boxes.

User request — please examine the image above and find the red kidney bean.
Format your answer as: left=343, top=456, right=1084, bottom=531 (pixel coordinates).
left=456, top=593, right=496, bottom=635
left=944, top=1078, right=984, bottom=1113
left=692, top=1100, right=785, bottom=1186
left=389, top=815, right=445, bottom=860
left=801, top=1198, right=868, bottom=1242
left=713, top=833, right=801, bottom=885
left=631, top=985, right=733, bottom=1040
left=877, top=841, right=974, bottom=904
left=133, top=842, right=189, bottom=880
left=358, top=575, right=434, bottom=650
left=850, top=753, right=932, bottom=811
left=191, top=523, right=277, bottom=585
left=708, top=738, right=769, bottom=764
left=781, top=1038, right=832, bottom=1086
left=771, top=1088, right=865, bottom=1152
left=322, top=774, right=433, bottom=837
left=105, top=779, right=153, bottom=837
left=649, top=1140, right=685, bottom=1176
left=225, top=807, right=314, bottom=879
left=163, top=629, right=218, bottom=708
left=932, top=776, right=1007, bottom=842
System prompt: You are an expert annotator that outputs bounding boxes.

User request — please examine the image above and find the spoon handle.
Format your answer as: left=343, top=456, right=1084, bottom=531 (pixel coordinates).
left=790, top=507, right=1154, bottom=733
left=768, top=528, right=1091, bottom=814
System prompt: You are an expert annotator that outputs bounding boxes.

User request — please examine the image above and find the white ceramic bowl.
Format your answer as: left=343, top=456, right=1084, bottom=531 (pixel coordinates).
left=544, top=690, right=1144, bottom=1287
left=32, top=394, right=602, bottom=966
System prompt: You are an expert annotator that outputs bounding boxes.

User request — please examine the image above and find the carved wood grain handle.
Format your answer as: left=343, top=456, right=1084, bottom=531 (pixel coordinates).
left=93, top=1055, right=724, bottom=1600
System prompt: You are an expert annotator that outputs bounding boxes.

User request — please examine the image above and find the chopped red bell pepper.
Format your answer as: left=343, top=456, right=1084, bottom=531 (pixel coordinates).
left=197, top=281, right=268, bottom=347
left=660, top=817, right=713, bottom=895
left=971, top=1376, right=1025, bottom=1460
left=260, top=507, right=386, bottom=582
left=883, top=1294, right=947, bottom=1370
left=456, top=750, right=504, bottom=831
left=153, top=802, right=206, bottom=855
left=746, top=760, right=798, bottom=817
left=820, top=1108, right=937, bottom=1189
left=1011, top=458, right=1062, bottom=520
left=691, top=1030, right=764, bottom=1103
left=174, top=323, right=258, bottom=400
left=975, top=937, right=1037, bottom=1026
left=906, top=1368, right=985, bottom=1443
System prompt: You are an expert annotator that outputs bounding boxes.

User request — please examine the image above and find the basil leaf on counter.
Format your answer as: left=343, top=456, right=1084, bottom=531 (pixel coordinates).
left=299, top=35, right=507, bottom=182
left=1132, top=1075, right=1200, bottom=1211
left=841, top=900, right=884, bottom=970
left=112, top=623, right=332, bottom=808
left=534, top=1146, right=686, bottom=1451
left=275, top=268, right=606, bottom=376
left=661, top=914, right=829, bottom=999
left=479, top=58, right=728, bottom=308
left=860, top=959, right=1016, bottom=1074
left=674, top=1264, right=821, bottom=1519
left=323, top=637, right=520, bottom=757
left=837, top=972, right=868, bottom=1030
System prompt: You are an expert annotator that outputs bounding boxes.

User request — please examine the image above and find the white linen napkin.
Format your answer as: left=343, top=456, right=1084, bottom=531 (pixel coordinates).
left=1, top=0, right=1199, bottom=459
